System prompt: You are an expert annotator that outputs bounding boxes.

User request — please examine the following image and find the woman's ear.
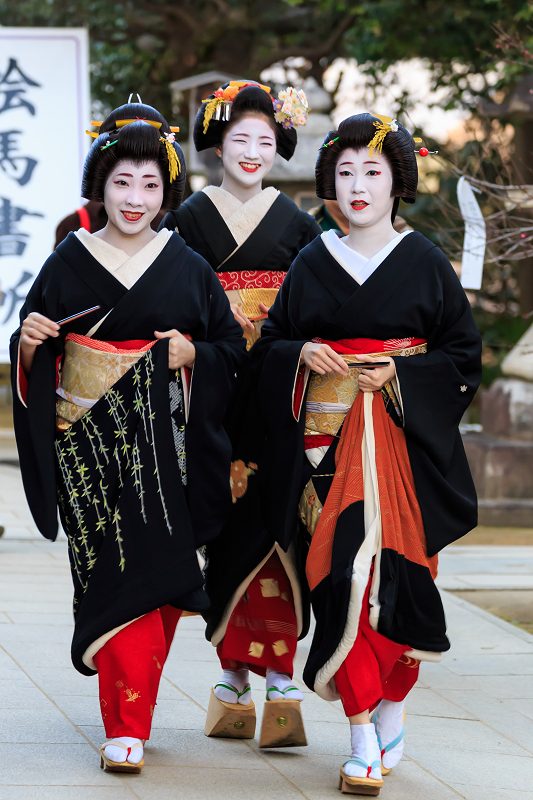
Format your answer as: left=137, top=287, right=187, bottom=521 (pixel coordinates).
left=215, top=145, right=222, bottom=159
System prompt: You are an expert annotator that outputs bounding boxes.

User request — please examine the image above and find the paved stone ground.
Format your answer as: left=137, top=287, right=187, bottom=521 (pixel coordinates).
left=1, top=463, right=533, bottom=799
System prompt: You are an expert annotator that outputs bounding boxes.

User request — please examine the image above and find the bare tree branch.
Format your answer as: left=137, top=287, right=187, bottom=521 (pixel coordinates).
left=253, top=11, right=360, bottom=73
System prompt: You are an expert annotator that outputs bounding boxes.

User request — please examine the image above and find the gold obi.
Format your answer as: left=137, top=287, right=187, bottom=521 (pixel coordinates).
left=304, top=343, right=428, bottom=443
left=56, top=334, right=155, bottom=431
left=225, top=287, right=279, bottom=350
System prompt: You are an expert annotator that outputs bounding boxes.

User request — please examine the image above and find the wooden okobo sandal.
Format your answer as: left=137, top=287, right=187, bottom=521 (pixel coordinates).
left=100, top=740, right=144, bottom=774
left=204, top=687, right=256, bottom=739
left=339, top=760, right=383, bottom=795
left=259, top=698, right=307, bottom=748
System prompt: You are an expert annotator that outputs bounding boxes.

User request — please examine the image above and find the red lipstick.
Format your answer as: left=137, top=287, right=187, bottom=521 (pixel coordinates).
left=239, top=162, right=260, bottom=173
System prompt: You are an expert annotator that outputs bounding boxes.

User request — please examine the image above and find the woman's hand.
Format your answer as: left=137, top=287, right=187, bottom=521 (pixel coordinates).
left=230, top=303, right=254, bottom=331
left=154, top=329, right=196, bottom=369
left=301, top=342, right=349, bottom=376
left=19, top=312, right=60, bottom=373
left=356, top=354, right=395, bottom=392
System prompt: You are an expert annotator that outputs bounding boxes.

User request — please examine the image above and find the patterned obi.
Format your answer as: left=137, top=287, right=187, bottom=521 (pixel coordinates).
left=218, top=270, right=285, bottom=349
left=56, top=334, right=156, bottom=431
left=304, top=336, right=427, bottom=448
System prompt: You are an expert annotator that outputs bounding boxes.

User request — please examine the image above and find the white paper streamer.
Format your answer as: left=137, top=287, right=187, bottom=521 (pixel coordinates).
left=457, top=176, right=486, bottom=290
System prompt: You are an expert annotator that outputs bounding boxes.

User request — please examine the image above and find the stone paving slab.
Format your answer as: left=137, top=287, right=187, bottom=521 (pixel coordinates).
left=0, top=538, right=532, bottom=799
left=436, top=545, right=533, bottom=590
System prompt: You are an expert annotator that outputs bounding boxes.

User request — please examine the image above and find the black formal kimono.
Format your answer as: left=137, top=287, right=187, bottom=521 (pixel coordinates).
left=159, top=187, right=321, bottom=349
left=228, top=231, right=481, bottom=701
left=162, top=187, right=321, bottom=674
left=10, top=230, right=247, bottom=675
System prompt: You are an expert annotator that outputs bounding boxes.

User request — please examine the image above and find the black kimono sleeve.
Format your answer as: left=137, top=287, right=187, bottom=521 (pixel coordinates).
left=392, top=250, right=482, bottom=555
left=185, top=267, right=248, bottom=544
left=252, top=267, right=312, bottom=549
left=10, top=256, right=71, bottom=540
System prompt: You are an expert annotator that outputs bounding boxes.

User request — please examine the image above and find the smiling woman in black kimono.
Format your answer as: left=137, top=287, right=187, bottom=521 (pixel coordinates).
left=252, top=114, right=482, bottom=793
left=161, top=81, right=321, bottom=745
left=10, top=101, right=246, bottom=773
left=160, top=81, right=321, bottom=346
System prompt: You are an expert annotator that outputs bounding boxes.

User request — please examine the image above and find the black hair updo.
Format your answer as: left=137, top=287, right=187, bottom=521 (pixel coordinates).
left=82, top=102, right=186, bottom=209
left=316, top=113, right=418, bottom=222
left=193, top=83, right=297, bottom=161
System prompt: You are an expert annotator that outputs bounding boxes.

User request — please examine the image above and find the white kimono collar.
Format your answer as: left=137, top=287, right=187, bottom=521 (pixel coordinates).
left=321, top=228, right=413, bottom=285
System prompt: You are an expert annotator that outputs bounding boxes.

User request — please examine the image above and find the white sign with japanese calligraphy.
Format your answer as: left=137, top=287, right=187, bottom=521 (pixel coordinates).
left=0, top=28, right=89, bottom=360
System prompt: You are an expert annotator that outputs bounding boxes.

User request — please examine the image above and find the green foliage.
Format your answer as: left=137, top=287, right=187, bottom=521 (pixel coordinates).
left=2, top=0, right=531, bottom=122
left=0, top=0, right=357, bottom=123
left=342, top=0, right=533, bottom=111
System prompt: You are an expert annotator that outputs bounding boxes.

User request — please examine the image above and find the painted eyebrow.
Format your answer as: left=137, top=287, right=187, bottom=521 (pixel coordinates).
left=114, top=172, right=159, bottom=179
left=363, top=161, right=381, bottom=165
left=338, top=162, right=354, bottom=167
left=231, top=132, right=274, bottom=139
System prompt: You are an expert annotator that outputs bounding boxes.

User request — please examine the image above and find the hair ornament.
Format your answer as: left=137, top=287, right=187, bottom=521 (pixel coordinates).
left=86, top=118, right=179, bottom=137
left=100, top=139, right=118, bottom=151
left=272, top=87, right=309, bottom=130
left=159, top=133, right=181, bottom=182
left=321, top=136, right=339, bottom=149
left=201, top=81, right=272, bottom=133
left=367, top=114, right=400, bottom=157
left=415, top=146, right=438, bottom=157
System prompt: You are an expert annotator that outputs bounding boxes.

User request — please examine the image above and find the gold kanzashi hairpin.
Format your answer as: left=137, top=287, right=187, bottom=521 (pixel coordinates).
left=160, top=132, right=181, bottom=182
left=367, top=113, right=430, bottom=156
left=86, top=119, right=180, bottom=138
left=201, top=81, right=272, bottom=133
left=367, top=114, right=400, bottom=157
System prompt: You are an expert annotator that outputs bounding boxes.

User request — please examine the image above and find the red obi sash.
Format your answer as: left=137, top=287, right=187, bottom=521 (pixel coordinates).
left=217, top=270, right=285, bottom=291
left=312, top=336, right=426, bottom=355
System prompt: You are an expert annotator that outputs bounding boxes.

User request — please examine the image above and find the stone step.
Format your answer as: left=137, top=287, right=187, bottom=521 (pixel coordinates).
left=478, top=498, right=533, bottom=527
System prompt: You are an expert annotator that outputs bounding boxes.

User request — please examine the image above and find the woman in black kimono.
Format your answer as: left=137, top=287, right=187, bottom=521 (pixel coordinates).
left=160, top=81, right=320, bottom=743
left=252, top=114, right=482, bottom=793
left=159, top=81, right=321, bottom=347
left=10, top=101, right=246, bottom=773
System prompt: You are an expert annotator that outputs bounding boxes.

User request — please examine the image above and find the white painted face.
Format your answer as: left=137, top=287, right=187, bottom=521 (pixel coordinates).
left=334, top=148, right=396, bottom=228
left=103, top=159, right=164, bottom=235
left=216, top=114, right=277, bottom=187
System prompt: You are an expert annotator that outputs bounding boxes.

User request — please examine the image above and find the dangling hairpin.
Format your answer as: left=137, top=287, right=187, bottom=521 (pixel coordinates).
left=367, top=116, right=399, bottom=157
left=159, top=132, right=181, bottom=182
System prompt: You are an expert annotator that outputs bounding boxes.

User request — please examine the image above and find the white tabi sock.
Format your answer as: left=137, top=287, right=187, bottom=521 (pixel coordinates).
left=344, top=723, right=382, bottom=779
left=265, top=669, right=304, bottom=701
left=214, top=668, right=251, bottom=705
left=104, top=736, right=143, bottom=765
left=375, top=698, right=405, bottom=770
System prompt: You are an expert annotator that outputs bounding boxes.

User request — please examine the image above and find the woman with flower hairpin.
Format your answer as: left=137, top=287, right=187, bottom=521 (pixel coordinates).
left=160, top=81, right=320, bottom=746
left=10, top=100, right=246, bottom=773
left=251, top=113, right=481, bottom=793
